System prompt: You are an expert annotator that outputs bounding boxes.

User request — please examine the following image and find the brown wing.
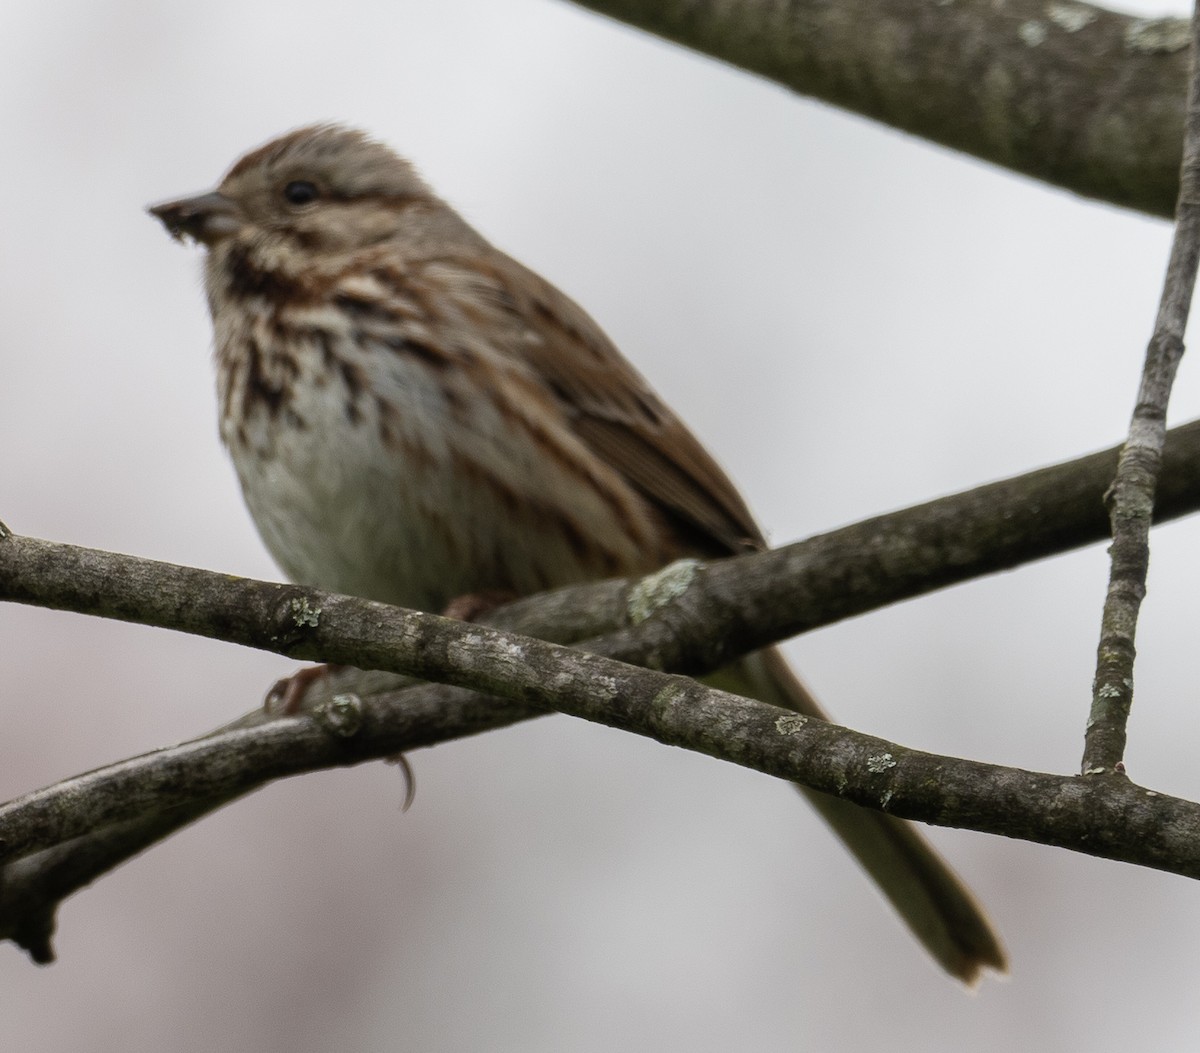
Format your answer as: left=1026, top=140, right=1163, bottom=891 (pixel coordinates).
left=482, top=249, right=765, bottom=557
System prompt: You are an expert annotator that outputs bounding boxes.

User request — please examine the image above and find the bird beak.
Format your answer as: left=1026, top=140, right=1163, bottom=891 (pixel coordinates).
left=147, top=190, right=243, bottom=246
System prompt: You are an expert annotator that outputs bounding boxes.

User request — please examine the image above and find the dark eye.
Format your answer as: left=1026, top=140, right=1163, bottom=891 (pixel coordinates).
left=282, top=180, right=320, bottom=206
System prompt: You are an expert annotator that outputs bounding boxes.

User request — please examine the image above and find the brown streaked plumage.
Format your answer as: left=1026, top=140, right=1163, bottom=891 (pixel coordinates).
left=149, top=124, right=1005, bottom=983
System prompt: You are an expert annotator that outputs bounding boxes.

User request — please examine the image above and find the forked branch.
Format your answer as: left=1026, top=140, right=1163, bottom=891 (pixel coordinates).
left=5, top=421, right=1200, bottom=960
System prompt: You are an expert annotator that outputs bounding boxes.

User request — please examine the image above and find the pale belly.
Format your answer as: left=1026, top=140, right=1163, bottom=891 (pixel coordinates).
left=219, top=325, right=666, bottom=612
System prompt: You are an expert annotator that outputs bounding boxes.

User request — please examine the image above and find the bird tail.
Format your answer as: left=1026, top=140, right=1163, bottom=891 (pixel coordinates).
left=717, top=647, right=1007, bottom=985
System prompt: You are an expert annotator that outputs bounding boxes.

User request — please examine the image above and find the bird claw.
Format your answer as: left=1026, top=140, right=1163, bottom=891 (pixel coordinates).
left=385, top=753, right=417, bottom=811
left=441, top=590, right=516, bottom=622
left=264, top=663, right=344, bottom=715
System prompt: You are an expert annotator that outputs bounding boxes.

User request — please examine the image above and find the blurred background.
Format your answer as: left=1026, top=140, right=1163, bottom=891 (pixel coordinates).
left=2, top=1, right=1199, bottom=1049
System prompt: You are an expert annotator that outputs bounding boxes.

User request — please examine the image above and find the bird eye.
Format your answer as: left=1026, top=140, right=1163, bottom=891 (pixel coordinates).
left=282, top=180, right=320, bottom=206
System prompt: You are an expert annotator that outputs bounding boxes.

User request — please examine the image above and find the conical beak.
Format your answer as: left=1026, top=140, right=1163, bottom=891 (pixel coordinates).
left=147, top=190, right=243, bottom=246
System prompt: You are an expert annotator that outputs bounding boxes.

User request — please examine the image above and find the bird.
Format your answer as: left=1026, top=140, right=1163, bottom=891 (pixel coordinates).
left=148, top=123, right=1005, bottom=983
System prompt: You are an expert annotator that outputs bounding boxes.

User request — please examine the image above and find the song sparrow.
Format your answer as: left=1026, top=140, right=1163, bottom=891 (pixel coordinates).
left=149, top=125, right=1004, bottom=982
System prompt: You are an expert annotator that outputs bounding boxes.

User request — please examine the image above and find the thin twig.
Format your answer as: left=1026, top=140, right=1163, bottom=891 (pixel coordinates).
left=1083, top=7, right=1200, bottom=776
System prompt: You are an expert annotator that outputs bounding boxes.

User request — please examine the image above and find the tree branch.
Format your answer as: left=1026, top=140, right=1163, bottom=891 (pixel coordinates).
left=6, top=419, right=1200, bottom=961
left=3, top=560, right=1200, bottom=964
left=565, top=0, right=1189, bottom=217
left=7, top=418, right=1200, bottom=673
left=1083, top=4, right=1200, bottom=774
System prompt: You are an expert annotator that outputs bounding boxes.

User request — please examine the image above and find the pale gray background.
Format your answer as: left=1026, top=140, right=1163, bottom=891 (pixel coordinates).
left=3, top=1, right=1199, bottom=1050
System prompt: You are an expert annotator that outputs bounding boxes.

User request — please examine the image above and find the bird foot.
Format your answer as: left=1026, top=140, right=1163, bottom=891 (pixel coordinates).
left=265, top=662, right=347, bottom=715
left=441, top=590, right=517, bottom=622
